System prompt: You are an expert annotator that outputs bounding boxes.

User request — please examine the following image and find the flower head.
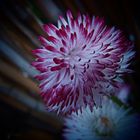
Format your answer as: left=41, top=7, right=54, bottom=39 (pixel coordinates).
left=32, top=10, right=134, bottom=114
left=63, top=97, right=138, bottom=140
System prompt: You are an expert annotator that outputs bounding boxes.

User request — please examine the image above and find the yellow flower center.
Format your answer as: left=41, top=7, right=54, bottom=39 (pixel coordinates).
left=95, top=116, right=115, bottom=137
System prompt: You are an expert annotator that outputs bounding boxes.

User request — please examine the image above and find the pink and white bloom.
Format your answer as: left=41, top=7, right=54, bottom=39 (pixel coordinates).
left=63, top=97, right=138, bottom=140
left=32, top=10, right=135, bottom=114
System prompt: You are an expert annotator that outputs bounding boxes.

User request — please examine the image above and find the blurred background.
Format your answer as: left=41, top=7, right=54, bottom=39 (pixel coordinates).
left=0, top=0, right=140, bottom=139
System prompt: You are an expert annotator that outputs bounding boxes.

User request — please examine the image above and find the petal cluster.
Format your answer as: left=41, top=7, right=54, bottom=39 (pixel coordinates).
left=63, top=97, right=138, bottom=140
left=32, top=10, right=134, bottom=114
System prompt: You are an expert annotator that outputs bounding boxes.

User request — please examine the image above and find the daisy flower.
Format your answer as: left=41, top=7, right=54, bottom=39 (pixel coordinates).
left=63, top=97, right=138, bottom=140
left=32, top=10, right=135, bottom=114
